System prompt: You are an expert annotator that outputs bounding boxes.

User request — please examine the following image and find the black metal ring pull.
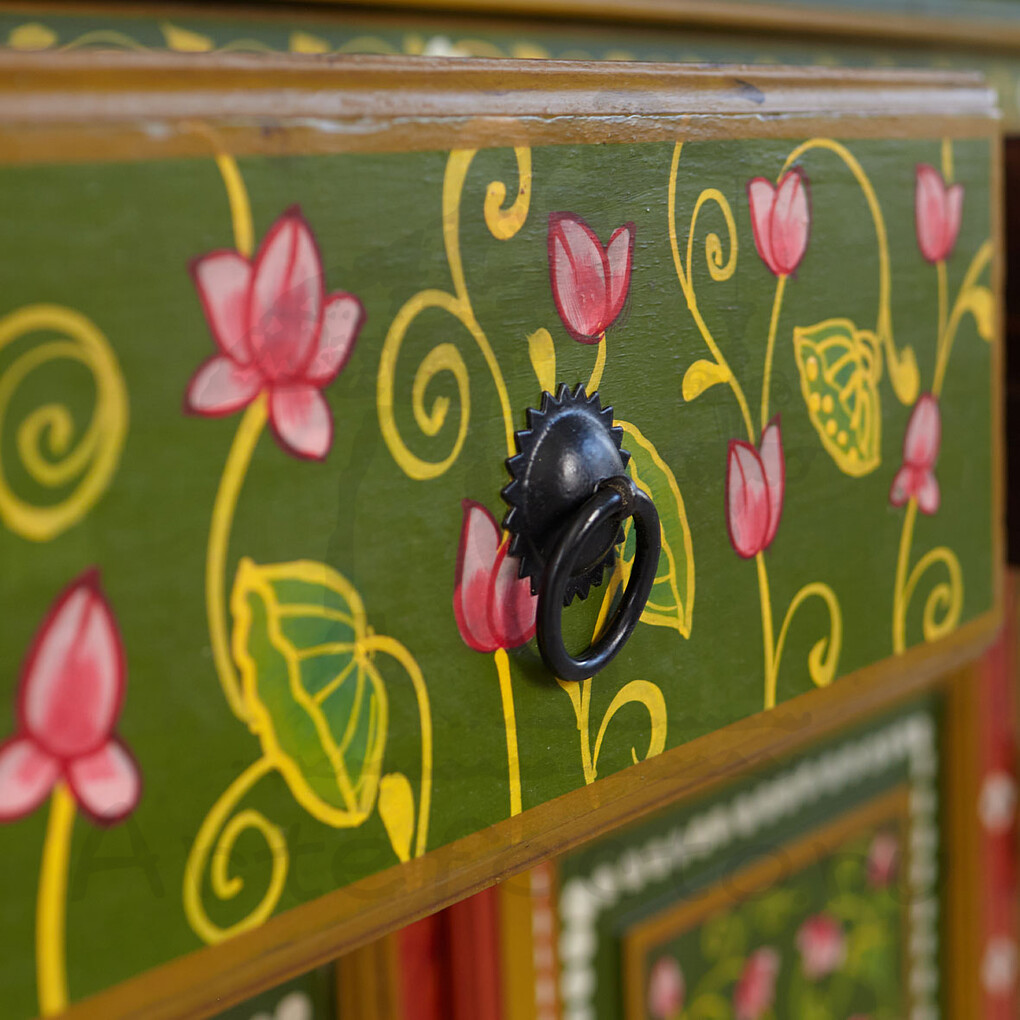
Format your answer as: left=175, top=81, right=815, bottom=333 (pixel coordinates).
left=503, top=385, right=661, bottom=681
left=536, top=475, right=660, bottom=682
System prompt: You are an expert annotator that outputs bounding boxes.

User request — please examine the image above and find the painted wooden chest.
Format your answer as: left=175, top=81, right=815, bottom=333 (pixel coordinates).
left=0, top=19, right=1006, bottom=1020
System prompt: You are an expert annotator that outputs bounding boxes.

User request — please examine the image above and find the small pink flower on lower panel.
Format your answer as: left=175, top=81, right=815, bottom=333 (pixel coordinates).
left=734, top=947, right=780, bottom=1020
left=796, top=913, right=847, bottom=980
left=867, top=831, right=900, bottom=888
left=647, top=956, right=685, bottom=1019
left=453, top=500, right=536, bottom=653
left=0, top=570, right=140, bottom=824
left=186, top=205, right=366, bottom=460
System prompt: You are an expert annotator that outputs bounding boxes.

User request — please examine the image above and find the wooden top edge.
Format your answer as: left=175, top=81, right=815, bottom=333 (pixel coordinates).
left=0, top=47, right=990, bottom=87
left=0, top=51, right=997, bottom=125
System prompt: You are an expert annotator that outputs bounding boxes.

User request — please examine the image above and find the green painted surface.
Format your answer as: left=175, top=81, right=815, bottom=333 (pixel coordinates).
left=0, top=134, right=990, bottom=1016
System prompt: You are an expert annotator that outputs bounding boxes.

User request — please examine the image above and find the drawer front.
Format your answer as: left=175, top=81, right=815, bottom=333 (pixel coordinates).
left=0, top=57, right=999, bottom=1017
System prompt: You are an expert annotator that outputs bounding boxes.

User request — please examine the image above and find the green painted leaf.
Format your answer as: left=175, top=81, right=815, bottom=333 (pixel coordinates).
left=617, top=421, right=694, bottom=638
left=793, top=318, right=882, bottom=477
left=231, top=557, right=387, bottom=828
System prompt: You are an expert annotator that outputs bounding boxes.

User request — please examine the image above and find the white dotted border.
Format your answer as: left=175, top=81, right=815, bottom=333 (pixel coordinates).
left=557, top=712, right=940, bottom=1020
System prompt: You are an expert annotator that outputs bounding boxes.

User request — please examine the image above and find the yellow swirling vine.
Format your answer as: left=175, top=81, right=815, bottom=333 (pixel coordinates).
left=183, top=136, right=431, bottom=944
left=891, top=140, right=992, bottom=652
left=558, top=559, right=668, bottom=783
left=781, top=138, right=920, bottom=408
left=0, top=304, right=127, bottom=542
left=670, top=142, right=842, bottom=710
left=377, top=147, right=530, bottom=480
left=378, top=147, right=533, bottom=816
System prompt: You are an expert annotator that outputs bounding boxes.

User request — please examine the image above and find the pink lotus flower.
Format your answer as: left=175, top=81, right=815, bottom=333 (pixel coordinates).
left=648, top=956, right=685, bottom=1019
left=915, top=164, right=963, bottom=264
left=890, top=392, right=941, bottom=515
left=186, top=206, right=365, bottom=460
left=867, top=831, right=900, bottom=887
left=796, top=914, right=846, bottom=980
left=548, top=212, right=634, bottom=343
left=726, top=417, right=785, bottom=558
left=0, top=570, right=140, bottom=824
left=734, top=947, right=780, bottom=1020
left=747, top=169, right=810, bottom=276
left=454, top=501, right=537, bottom=652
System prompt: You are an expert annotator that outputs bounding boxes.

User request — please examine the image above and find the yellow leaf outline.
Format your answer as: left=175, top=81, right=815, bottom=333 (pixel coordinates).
left=793, top=317, right=882, bottom=478
left=617, top=420, right=694, bottom=638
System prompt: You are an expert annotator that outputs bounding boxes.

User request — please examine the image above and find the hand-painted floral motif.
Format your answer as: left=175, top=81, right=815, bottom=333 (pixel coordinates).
left=726, top=417, right=785, bottom=559
left=453, top=500, right=537, bottom=652
left=796, top=913, right=846, bottom=980
left=747, top=169, right=810, bottom=276
left=867, top=830, right=899, bottom=887
left=647, top=955, right=685, bottom=1019
left=548, top=212, right=634, bottom=343
left=915, top=164, right=963, bottom=264
left=889, top=392, right=941, bottom=515
left=186, top=206, right=365, bottom=460
left=0, top=569, right=140, bottom=823
left=734, top=947, right=780, bottom=1020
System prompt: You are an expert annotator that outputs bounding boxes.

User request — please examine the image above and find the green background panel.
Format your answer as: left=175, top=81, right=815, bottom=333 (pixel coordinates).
left=0, top=135, right=990, bottom=1015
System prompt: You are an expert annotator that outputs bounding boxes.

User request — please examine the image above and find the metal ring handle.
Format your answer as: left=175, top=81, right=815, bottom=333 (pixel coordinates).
left=536, top=475, right=660, bottom=682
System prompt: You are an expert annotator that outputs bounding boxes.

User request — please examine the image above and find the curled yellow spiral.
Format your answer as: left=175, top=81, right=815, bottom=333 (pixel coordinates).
left=183, top=756, right=288, bottom=945
left=0, top=304, right=127, bottom=541
left=591, top=680, right=667, bottom=780
left=377, top=149, right=526, bottom=480
left=775, top=581, right=843, bottom=690
left=892, top=503, right=964, bottom=653
left=687, top=186, right=739, bottom=285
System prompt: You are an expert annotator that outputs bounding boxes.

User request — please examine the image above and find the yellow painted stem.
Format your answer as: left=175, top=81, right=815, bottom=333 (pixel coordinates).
left=755, top=552, right=778, bottom=710
left=893, top=499, right=919, bottom=655
left=933, top=241, right=993, bottom=396
left=206, top=395, right=268, bottom=722
left=586, top=334, right=607, bottom=394
left=668, top=142, right=754, bottom=441
left=36, top=784, right=75, bottom=1016
left=494, top=647, right=522, bottom=816
left=760, top=274, right=787, bottom=431
left=358, top=633, right=433, bottom=856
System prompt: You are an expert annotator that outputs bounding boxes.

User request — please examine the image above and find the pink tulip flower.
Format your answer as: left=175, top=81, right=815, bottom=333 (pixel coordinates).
left=0, top=570, right=140, bottom=823
left=797, top=914, right=847, bottom=980
left=453, top=501, right=537, bottom=652
left=867, top=831, right=900, bottom=888
left=734, top=947, right=780, bottom=1020
left=648, top=956, right=685, bottom=1019
left=186, top=206, right=365, bottom=460
left=915, top=164, right=963, bottom=263
left=548, top=212, right=634, bottom=343
left=747, top=169, right=811, bottom=276
left=889, top=392, right=941, bottom=515
left=726, top=417, right=785, bottom=558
